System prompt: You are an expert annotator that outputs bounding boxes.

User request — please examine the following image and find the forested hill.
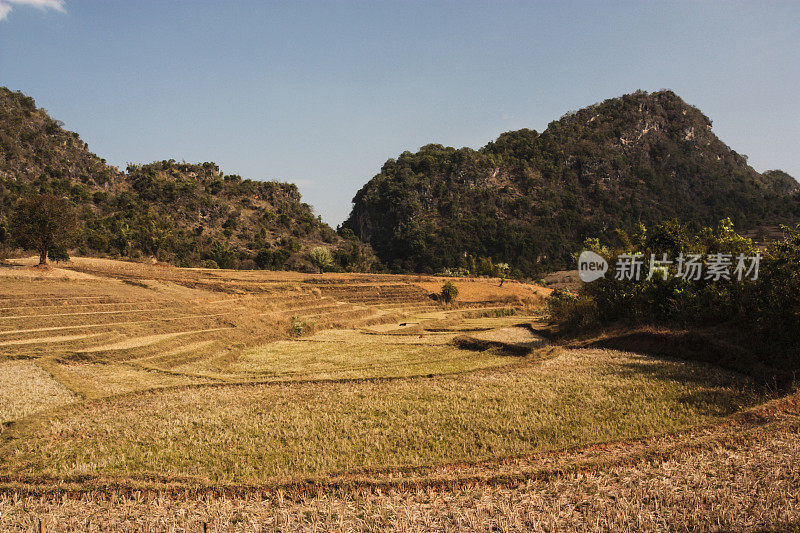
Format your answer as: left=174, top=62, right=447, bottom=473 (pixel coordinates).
left=343, top=90, right=800, bottom=275
left=0, top=87, right=371, bottom=271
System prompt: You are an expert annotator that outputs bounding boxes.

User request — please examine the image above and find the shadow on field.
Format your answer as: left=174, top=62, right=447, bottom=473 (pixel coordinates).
left=605, top=358, right=755, bottom=417
left=575, top=329, right=785, bottom=391
left=605, top=356, right=747, bottom=388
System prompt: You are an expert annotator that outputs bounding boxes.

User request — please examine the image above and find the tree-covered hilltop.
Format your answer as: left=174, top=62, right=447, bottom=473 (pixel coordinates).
left=0, top=87, right=375, bottom=271
left=343, top=90, right=800, bottom=276
left=84, top=160, right=358, bottom=270
left=0, top=88, right=124, bottom=199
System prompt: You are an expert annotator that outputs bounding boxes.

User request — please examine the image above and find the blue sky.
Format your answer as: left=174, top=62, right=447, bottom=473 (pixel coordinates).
left=1, top=1, right=799, bottom=225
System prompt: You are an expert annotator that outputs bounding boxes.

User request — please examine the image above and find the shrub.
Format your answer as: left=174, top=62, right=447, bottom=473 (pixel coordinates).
left=497, top=262, right=510, bottom=285
left=47, top=246, right=70, bottom=264
left=440, top=281, right=459, bottom=304
left=476, top=256, right=497, bottom=277
left=207, top=242, right=236, bottom=269
left=290, top=316, right=304, bottom=336
left=255, top=248, right=290, bottom=270
left=439, top=267, right=470, bottom=277
left=280, top=237, right=301, bottom=252
left=546, top=289, right=598, bottom=330
left=309, top=246, right=334, bottom=273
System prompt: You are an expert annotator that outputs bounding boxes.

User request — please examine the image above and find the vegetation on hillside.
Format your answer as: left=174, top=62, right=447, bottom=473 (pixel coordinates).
left=0, top=87, right=377, bottom=271
left=344, top=90, right=800, bottom=275
left=549, top=219, right=800, bottom=380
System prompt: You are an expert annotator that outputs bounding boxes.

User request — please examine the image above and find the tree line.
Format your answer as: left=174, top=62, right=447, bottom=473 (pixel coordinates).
left=0, top=193, right=373, bottom=273
left=548, top=218, right=800, bottom=383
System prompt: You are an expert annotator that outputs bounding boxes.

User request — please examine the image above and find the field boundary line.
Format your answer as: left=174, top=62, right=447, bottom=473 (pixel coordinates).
left=0, top=307, right=176, bottom=320
left=0, top=333, right=105, bottom=347
left=79, top=328, right=231, bottom=353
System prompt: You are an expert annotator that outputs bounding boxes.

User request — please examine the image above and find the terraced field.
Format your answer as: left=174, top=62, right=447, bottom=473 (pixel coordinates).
left=0, top=258, right=541, bottom=420
left=0, top=258, right=794, bottom=530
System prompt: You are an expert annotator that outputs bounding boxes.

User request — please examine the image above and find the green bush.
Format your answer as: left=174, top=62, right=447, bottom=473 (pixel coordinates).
left=207, top=242, right=236, bottom=269
left=547, top=289, right=598, bottom=330
left=440, top=281, right=459, bottom=304
left=290, top=316, right=304, bottom=336
left=309, top=246, right=334, bottom=273
left=581, top=218, right=758, bottom=325
left=553, top=218, right=800, bottom=378
left=439, top=267, right=470, bottom=277
left=47, top=246, right=70, bottom=264
left=255, top=248, right=290, bottom=270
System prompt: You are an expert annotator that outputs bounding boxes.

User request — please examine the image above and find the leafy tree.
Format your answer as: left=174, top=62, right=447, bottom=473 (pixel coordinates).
left=337, top=226, right=357, bottom=240
left=309, top=246, right=334, bottom=273
left=476, top=256, right=497, bottom=277
left=10, top=194, right=77, bottom=265
left=280, top=237, right=301, bottom=252
left=551, top=219, right=800, bottom=380
left=440, top=281, right=459, bottom=304
left=334, top=241, right=379, bottom=272
left=111, top=220, right=133, bottom=257
left=135, top=211, right=176, bottom=260
left=255, top=248, right=291, bottom=270
left=0, top=218, right=7, bottom=246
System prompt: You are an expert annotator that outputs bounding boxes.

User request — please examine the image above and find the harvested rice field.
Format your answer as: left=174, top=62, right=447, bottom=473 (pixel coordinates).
left=0, top=361, right=76, bottom=422
left=0, top=349, right=759, bottom=482
left=0, top=257, right=794, bottom=530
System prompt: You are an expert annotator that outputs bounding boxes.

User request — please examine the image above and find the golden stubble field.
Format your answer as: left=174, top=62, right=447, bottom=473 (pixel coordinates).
left=0, top=257, right=797, bottom=531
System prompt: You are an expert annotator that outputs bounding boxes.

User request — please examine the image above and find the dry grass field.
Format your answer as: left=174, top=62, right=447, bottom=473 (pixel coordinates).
left=3, top=412, right=797, bottom=531
left=0, top=361, right=76, bottom=423
left=1, top=349, right=758, bottom=484
left=0, top=257, right=796, bottom=531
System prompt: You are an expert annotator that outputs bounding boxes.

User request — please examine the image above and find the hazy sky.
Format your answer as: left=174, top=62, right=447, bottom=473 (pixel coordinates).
left=1, top=1, right=799, bottom=225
